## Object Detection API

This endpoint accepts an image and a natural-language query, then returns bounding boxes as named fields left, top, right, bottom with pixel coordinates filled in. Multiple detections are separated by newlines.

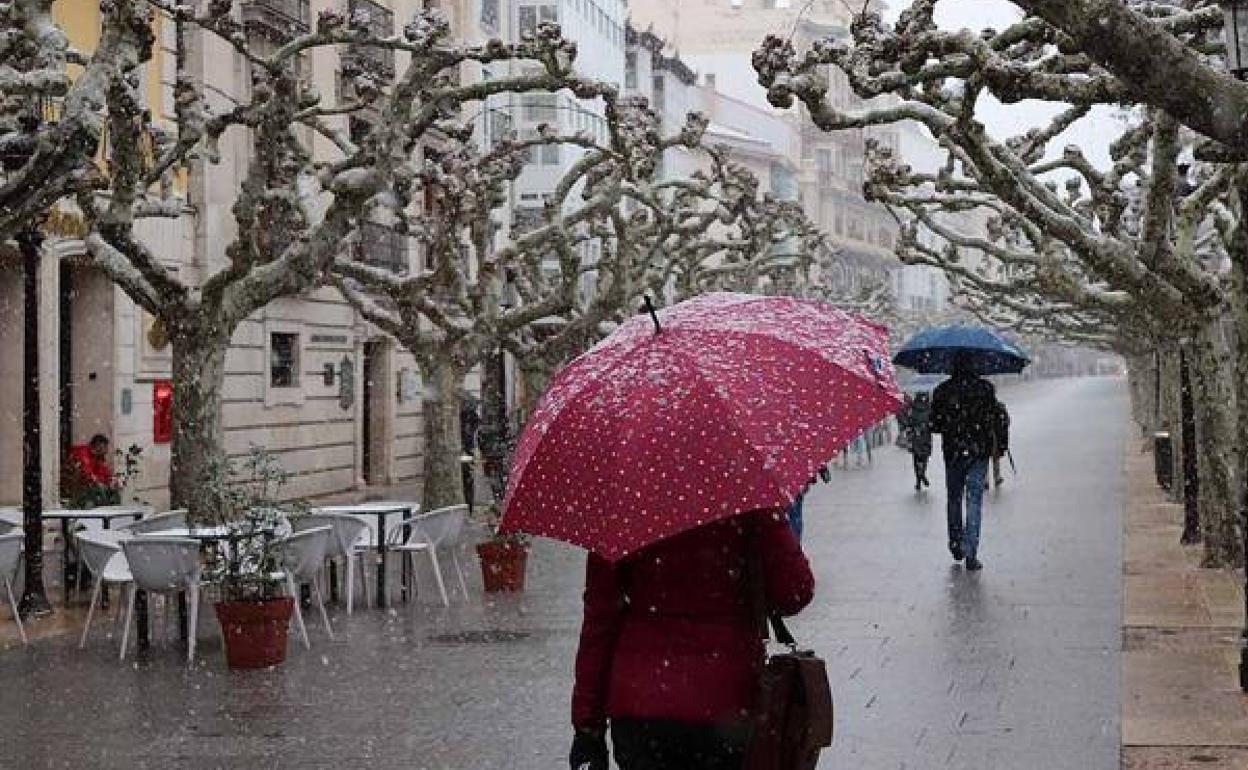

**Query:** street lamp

left=1, top=112, right=52, bottom=617
left=1219, top=0, right=1248, bottom=690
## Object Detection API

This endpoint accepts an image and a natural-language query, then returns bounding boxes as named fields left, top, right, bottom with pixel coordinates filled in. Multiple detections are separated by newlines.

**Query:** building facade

left=628, top=0, right=902, bottom=299
left=0, top=0, right=507, bottom=508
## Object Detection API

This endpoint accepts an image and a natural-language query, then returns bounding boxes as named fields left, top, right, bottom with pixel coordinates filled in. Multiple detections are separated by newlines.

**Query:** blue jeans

left=945, top=456, right=989, bottom=559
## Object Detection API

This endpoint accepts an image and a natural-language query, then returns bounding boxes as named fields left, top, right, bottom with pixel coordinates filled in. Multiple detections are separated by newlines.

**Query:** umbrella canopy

left=499, top=292, right=903, bottom=560
left=892, top=324, right=1030, bottom=375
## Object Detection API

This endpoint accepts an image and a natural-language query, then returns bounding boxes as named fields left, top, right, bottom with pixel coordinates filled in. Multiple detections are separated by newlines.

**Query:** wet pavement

left=0, top=376, right=1127, bottom=769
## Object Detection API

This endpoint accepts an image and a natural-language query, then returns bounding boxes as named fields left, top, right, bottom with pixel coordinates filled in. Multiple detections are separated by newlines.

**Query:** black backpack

left=990, top=401, right=1010, bottom=455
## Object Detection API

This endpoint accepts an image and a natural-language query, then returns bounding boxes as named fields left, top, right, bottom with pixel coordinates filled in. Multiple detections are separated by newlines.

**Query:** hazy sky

left=881, top=0, right=1117, bottom=172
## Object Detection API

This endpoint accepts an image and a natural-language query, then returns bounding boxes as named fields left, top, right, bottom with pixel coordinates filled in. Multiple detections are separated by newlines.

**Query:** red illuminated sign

left=153, top=380, right=173, bottom=444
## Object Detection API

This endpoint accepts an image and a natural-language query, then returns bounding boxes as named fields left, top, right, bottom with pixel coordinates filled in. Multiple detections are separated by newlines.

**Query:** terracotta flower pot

left=476, top=540, right=529, bottom=592
left=215, top=597, right=294, bottom=669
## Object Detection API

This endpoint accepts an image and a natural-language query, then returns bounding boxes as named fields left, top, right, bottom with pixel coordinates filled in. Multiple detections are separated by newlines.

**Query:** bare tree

left=753, top=5, right=1245, bottom=561
left=13, top=8, right=609, bottom=521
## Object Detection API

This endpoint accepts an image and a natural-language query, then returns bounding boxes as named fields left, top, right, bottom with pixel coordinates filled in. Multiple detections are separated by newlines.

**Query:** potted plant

left=202, top=447, right=305, bottom=669
left=476, top=503, right=530, bottom=593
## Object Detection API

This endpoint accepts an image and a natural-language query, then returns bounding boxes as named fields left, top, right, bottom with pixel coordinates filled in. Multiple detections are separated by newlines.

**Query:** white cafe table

left=314, top=502, right=417, bottom=607
left=32, top=507, right=148, bottom=591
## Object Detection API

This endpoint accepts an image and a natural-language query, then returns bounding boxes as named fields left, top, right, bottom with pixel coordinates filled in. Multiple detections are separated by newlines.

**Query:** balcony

left=242, top=0, right=311, bottom=40
left=342, top=0, right=396, bottom=79
left=356, top=221, right=408, bottom=274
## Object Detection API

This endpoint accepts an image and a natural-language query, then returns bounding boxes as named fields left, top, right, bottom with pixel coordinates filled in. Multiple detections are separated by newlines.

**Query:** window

left=816, top=148, right=832, bottom=175
left=270, top=332, right=299, bottom=388
left=523, top=93, right=558, bottom=122
left=480, top=0, right=499, bottom=30
left=345, top=0, right=394, bottom=76
left=540, top=4, right=558, bottom=24
left=652, top=75, right=665, bottom=116
left=704, top=73, right=716, bottom=89
left=542, top=143, right=560, bottom=165
left=625, top=51, right=637, bottom=89
left=357, top=221, right=408, bottom=273
left=519, top=5, right=537, bottom=36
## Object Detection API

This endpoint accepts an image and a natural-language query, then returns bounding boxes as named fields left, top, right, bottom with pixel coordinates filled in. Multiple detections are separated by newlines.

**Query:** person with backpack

left=928, top=352, right=1002, bottom=571
left=989, top=399, right=1010, bottom=489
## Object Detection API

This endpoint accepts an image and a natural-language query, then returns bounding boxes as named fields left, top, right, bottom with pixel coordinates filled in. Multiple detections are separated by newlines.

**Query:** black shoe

left=994, top=476, right=1005, bottom=487
left=966, top=557, right=983, bottom=571
left=915, top=480, right=922, bottom=492
left=922, top=475, right=931, bottom=487
left=949, top=541, right=964, bottom=562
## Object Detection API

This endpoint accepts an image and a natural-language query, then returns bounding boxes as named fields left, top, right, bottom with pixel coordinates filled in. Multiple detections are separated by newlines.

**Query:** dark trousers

left=912, top=454, right=929, bottom=485
left=612, top=718, right=747, bottom=770
left=944, top=455, right=989, bottom=558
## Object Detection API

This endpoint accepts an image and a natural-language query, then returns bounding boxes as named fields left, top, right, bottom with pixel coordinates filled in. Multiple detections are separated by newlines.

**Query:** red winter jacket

left=571, top=509, right=814, bottom=730
left=66, top=445, right=113, bottom=486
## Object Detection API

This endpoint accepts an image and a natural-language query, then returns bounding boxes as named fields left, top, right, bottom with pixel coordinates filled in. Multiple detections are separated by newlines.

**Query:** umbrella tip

left=642, top=295, right=662, bottom=334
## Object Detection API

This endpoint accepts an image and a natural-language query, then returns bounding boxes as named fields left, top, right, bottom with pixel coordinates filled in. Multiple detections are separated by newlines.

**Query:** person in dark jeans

left=568, top=511, right=814, bottom=770
left=904, top=392, right=934, bottom=491
left=929, top=352, right=1003, bottom=571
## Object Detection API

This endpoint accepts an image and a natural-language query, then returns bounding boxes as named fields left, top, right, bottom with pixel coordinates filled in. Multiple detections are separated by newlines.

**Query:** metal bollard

left=1153, top=432, right=1173, bottom=490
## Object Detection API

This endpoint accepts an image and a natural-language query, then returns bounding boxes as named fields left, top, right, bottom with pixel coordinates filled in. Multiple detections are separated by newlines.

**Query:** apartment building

left=0, top=0, right=506, bottom=508
left=628, top=0, right=904, bottom=299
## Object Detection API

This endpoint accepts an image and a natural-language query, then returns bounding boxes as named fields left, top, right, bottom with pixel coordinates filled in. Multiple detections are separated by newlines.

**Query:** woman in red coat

left=569, top=508, right=815, bottom=770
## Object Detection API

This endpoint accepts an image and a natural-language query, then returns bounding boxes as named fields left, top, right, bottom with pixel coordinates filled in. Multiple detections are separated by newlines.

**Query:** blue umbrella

left=893, top=325, right=1030, bottom=375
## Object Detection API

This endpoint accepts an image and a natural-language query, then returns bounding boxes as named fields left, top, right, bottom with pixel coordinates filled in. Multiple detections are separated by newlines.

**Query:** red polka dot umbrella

left=499, top=292, right=903, bottom=561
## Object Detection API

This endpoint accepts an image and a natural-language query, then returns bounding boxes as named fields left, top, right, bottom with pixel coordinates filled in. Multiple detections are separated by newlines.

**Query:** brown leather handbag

left=744, top=546, right=834, bottom=770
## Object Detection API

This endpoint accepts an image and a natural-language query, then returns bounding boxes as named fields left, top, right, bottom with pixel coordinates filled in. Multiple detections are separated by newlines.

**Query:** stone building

left=627, top=0, right=902, bottom=298
left=0, top=0, right=506, bottom=508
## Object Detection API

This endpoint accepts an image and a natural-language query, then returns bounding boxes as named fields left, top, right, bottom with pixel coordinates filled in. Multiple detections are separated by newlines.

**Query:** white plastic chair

left=118, top=537, right=202, bottom=663
left=272, top=526, right=334, bottom=648
left=0, top=508, right=20, bottom=529
left=0, top=533, right=26, bottom=645
left=116, top=509, right=188, bottom=535
left=390, top=504, right=469, bottom=607
left=293, top=513, right=370, bottom=615
left=76, top=533, right=134, bottom=650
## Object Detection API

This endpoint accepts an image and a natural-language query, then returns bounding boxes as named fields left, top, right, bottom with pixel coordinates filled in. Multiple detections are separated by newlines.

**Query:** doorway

left=361, top=340, right=391, bottom=486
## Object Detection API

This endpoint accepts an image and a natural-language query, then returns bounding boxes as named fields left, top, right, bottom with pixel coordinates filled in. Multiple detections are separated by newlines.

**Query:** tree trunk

left=478, top=347, right=509, bottom=503
left=421, top=358, right=467, bottom=512
left=1178, top=347, right=1201, bottom=545
left=1126, top=353, right=1159, bottom=438
left=1156, top=348, right=1182, bottom=503
left=1232, top=186, right=1248, bottom=690
left=1191, top=321, right=1240, bottom=566
left=169, top=328, right=230, bottom=524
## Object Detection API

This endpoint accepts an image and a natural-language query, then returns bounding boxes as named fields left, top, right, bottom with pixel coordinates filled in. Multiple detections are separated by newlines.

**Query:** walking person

left=568, top=510, right=815, bottom=770
left=929, top=352, right=1002, bottom=571
left=905, top=392, right=934, bottom=492
left=989, top=398, right=1010, bottom=489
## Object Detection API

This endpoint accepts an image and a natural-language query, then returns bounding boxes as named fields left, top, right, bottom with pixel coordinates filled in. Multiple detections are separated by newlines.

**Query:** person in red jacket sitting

left=65, top=434, right=119, bottom=507
left=569, top=509, right=815, bottom=770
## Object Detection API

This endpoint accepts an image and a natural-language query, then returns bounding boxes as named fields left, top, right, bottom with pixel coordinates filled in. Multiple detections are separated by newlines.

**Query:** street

left=0, top=376, right=1127, bottom=769
left=800, top=376, right=1126, bottom=769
